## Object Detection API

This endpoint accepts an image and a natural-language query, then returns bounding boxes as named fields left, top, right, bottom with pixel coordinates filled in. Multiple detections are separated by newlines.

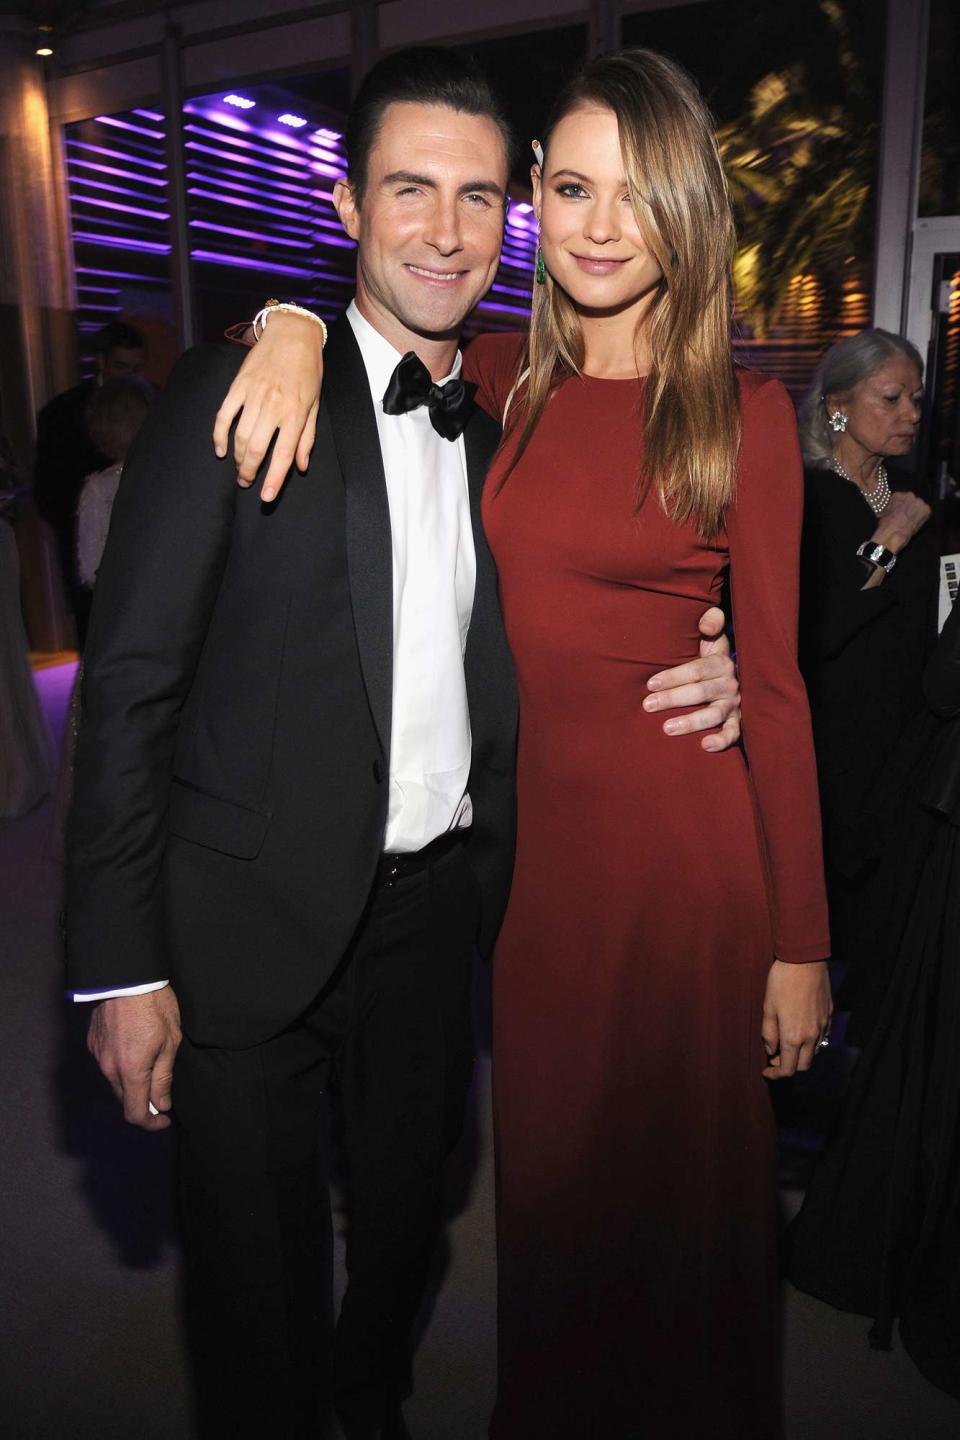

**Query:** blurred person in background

left=790, top=592, right=960, bottom=1401
left=797, top=329, right=938, bottom=1037
left=76, top=378, right=153, bottom=589
left=47, top=377, right=153, bottom=859
left=33, top=321, right=145, bottom=649
left=0, top=418, right=53, bottom=820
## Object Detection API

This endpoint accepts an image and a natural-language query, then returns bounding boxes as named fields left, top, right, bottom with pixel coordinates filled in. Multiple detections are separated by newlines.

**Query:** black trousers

left=172, top=844, right=479, bottom=1439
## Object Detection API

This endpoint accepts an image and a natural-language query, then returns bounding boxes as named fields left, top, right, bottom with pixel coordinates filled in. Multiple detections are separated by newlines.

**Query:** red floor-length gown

left=464, top=336, right=830, bottom=1439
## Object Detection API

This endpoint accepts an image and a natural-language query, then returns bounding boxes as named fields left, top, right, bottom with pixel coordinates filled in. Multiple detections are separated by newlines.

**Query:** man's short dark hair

left=345, top=46, right=516, bottom=204
left=93, top=321, right=146, bottom=356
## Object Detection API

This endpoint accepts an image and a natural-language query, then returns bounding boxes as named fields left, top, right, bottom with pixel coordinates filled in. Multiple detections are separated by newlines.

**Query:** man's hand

left=644, top=606, right=740, bottom=751
left=213, top=313, right=324, bottom=502
left=761, top=960, right=832, bottom=1080
left=87, top=988, right=182, bottom=1130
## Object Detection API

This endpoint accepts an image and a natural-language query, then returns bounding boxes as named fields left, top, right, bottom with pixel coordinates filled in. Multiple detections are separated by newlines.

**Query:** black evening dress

left=789, top=596, right=960, bottom=1399
left=799, top=463, right=938, bottom=1032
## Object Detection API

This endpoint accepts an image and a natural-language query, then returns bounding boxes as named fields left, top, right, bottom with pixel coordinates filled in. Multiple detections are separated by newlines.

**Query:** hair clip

left=532, top=139, right=544, bottom=167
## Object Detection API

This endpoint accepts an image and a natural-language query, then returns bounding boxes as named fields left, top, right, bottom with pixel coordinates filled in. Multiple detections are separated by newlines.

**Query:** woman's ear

left=823, top=390, right=848, bottom=419
left=531, top=165, right=542, bottom=221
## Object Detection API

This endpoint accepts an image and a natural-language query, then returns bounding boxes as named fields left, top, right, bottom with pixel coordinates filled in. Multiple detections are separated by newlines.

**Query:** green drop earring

left=532, top=139, right=546, bottom=285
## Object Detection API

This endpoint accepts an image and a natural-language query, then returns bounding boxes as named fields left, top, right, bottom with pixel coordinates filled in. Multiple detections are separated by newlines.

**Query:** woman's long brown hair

left=505, top=49, right=740, bottom=540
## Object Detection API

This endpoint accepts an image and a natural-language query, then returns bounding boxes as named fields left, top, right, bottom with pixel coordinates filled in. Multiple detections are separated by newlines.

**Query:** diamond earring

left=829, top=411, right=848, bottom=433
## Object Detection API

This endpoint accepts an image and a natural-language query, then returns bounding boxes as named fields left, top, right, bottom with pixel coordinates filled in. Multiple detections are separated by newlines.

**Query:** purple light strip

left=67, top=140, right=168, bottom=172
left=76, top=266, right=169, bottom=283
left=312, top=215, right=351, bottom=237
left=187, top=160, right=310, bottom=202
left=183, top=104, right=254, bottom=136
left=184, top=122, right=311, bottom=171
left=501, top=246, right=536, bottom=266
left=95, top=114, right=166, bottom=140
left=187, top=218, right=313, bottom=249
left=188, top=161, right=312, bottom=203
left=73, top=231, right=172, bottom=254
left=133, top=108, right=165, bottom=122
left=189, top=249, right=314, bottom=278
left=186, top=113, right=341, bottom=166
left=69, top=158, right=168, bottom=188
left=70, top=193, right=171, bottom=222
left=72, top=175, right=169, bottom=203
left=307, top=234, right=357, bottom=250
left=185, top=139, right=305, bottom=183
left=489, top=281, right=535, bottom=300
left=187, top=186, right=315, bottom=223
left=477, top=301, right=533, bottom=318
left=307, top=141, right=343, bottom=161
left=185, top=182, right=309, bottom=213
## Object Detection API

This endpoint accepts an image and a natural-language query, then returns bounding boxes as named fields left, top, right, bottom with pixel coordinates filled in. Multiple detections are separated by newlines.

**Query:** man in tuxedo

left=66, top=48, right=739, bottom=1440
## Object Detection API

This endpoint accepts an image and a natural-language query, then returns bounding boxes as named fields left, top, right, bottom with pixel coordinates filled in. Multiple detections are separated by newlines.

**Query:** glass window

left=184, top=73, right=351, bottom=343
left=919, top=0, right=960, bottom=218
left=622, top=0, right=886, bottom=397
left=63, top=109, right=175, bottom=382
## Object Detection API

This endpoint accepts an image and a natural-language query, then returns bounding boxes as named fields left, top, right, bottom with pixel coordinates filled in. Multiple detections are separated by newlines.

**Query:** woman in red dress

left=215, top=48, right=831, bottom=1437
left=463, top=52, right=831, bottom=1437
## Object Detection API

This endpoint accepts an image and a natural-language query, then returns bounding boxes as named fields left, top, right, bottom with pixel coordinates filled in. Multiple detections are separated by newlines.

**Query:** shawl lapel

left=324, top=319, right=393, bottom=757
left=462, top=404, right=510, bottom=703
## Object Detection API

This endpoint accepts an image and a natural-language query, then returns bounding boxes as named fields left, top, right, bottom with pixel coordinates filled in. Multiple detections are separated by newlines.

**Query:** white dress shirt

left=349, top=302, right=476, bottom=852
left=73, top=300, right=476, bottom=1001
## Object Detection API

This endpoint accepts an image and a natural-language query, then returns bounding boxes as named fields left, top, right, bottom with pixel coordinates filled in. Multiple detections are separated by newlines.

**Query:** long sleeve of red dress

left=726, top=374, right=830, bottom=963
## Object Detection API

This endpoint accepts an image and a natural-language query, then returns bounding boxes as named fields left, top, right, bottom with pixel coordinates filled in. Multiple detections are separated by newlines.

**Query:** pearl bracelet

left=252, top=299, right=328, bottom=348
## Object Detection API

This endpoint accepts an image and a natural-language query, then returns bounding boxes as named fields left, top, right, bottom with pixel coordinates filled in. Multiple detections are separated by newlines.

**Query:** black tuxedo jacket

left=66, top=320, right=518, bottom=1047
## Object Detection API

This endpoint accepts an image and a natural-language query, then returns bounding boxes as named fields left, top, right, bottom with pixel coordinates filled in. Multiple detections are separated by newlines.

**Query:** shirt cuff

left=70, top=980, right=169, bottom=1003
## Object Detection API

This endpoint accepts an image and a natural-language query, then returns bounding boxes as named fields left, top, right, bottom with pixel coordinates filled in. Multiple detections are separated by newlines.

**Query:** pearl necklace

left=832, top=457, right=891, bottom=517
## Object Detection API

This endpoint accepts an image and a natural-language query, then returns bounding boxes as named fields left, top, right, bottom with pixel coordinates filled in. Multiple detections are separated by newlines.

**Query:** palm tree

left=719, top=1, right=875, bottom=339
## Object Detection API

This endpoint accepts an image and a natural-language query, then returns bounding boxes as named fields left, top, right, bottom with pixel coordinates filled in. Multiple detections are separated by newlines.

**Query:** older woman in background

left=798, top=329, right=938, bottom=1033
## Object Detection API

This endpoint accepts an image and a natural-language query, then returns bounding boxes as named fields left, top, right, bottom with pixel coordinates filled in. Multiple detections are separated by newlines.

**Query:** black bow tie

left=382, top=351, right=477, bottom=441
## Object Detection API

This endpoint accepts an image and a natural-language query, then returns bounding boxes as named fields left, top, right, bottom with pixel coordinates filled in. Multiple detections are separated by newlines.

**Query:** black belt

left=374, top=830, right=464, bottom=889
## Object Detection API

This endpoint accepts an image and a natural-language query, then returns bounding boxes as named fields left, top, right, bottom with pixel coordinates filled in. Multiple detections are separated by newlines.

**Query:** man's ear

left=333, top=178, right=360, bottom=240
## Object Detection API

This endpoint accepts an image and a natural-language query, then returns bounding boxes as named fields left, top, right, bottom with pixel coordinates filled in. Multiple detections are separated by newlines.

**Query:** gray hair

left=798, top=328, right=924, bottom=469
